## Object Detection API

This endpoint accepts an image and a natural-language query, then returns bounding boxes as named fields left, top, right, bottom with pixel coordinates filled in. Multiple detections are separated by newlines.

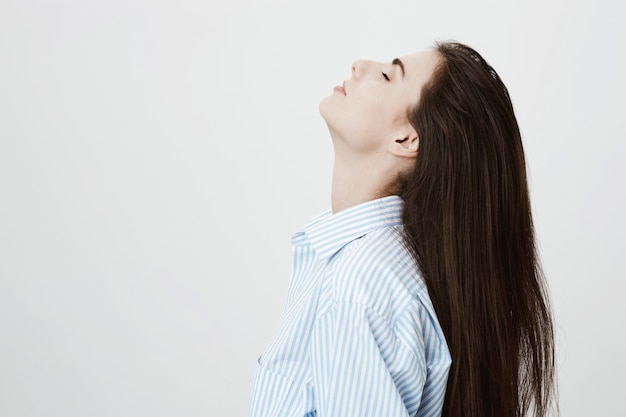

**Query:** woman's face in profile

left=319, top=50, right=440, bottom=154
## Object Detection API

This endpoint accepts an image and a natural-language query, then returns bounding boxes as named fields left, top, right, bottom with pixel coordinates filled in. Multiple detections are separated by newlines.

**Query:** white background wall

left=1, top=0, right=624, bottom=416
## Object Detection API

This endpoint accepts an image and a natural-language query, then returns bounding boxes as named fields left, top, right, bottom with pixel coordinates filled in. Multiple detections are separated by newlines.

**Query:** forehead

left=400, top=50, right=440, bottom=84
left=396, top=50, right=440, bottom=104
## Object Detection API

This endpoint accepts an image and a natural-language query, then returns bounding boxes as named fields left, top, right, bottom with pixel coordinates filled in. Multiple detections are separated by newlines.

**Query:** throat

left=331, top=155, right=393, bottom=214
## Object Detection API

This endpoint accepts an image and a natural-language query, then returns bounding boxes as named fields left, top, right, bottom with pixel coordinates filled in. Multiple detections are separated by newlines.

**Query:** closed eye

left=382, top=72, right=390, bottom=81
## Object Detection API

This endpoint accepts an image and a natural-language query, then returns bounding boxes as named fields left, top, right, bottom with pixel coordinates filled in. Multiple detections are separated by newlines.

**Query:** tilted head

left=319, top=42, right=526, bottom=197
left=319, top=50, right=440, bottom=191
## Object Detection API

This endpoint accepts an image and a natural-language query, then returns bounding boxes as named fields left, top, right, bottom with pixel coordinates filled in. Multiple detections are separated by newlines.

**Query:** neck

left=331, top=151, right=392, bottom=214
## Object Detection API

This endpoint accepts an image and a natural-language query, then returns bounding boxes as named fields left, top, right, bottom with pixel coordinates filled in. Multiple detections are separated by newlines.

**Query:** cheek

left=325, top=101, right=386, bottom=134
left=324, top=110, right=393, bottom=153
left=319, top=90, right=407, bottom=153
left=342, top=94, right=395, bottom=130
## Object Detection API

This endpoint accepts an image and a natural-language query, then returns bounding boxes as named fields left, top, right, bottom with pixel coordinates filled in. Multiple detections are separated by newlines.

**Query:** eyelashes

left=382, top=72, right=390, bottom=81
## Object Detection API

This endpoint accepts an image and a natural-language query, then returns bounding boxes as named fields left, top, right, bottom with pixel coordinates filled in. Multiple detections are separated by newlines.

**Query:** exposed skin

left=319, top=50, right=441, bottom=214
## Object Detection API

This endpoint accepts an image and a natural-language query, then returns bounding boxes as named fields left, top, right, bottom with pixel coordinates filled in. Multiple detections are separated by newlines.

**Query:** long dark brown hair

left=398, top=42, right=556, bottom=417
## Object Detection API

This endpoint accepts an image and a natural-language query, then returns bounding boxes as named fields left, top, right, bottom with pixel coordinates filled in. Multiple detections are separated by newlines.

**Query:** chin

left=318, top=94, right=333, bottom=120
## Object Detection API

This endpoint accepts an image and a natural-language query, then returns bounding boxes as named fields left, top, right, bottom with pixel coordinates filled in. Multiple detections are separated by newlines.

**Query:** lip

left=333, top=81, right=347, bottom=95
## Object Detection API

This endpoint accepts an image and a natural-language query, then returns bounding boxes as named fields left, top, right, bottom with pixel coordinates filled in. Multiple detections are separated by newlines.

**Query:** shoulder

left=317, top=224, right=450, bottom=361
left=319, top=225, right=449, bottom=359
left=326, top=225, right=426, bottom=320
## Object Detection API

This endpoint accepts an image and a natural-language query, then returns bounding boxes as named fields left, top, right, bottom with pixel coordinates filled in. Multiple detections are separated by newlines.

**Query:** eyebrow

left=392, top=58, right=405, bottom=79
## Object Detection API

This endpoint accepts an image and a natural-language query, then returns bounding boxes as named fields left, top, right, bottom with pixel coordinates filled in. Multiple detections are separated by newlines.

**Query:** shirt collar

left=299, top=195, right=404, bottom=260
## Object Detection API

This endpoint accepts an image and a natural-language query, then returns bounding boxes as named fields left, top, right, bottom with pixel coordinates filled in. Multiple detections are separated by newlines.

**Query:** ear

left=388, top=126, right=419, bottom=158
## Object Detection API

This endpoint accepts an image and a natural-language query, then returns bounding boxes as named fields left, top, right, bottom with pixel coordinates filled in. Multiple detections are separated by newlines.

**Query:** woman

left=247, top=41, right=556, bottom=417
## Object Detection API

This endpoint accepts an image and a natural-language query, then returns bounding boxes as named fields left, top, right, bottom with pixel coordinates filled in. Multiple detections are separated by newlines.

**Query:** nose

left=351, top=59, right=369, bottom=79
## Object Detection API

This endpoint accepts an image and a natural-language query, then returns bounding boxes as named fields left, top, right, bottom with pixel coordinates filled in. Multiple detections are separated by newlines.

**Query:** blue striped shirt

left=247, top=196, right=451, bottom=417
